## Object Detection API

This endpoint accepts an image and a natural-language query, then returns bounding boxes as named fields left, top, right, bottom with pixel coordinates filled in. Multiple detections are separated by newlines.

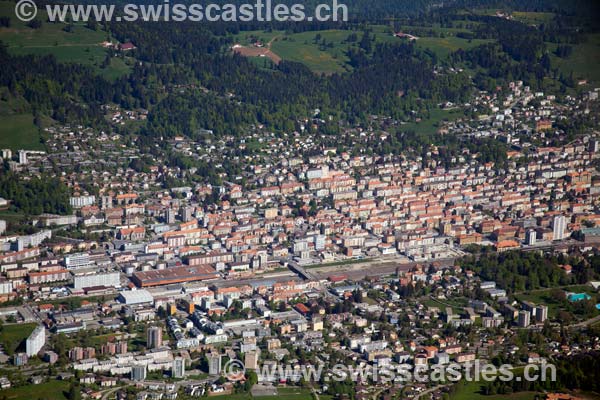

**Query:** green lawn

left=0, top=323, right=37, bottom=355
left=1, top=379, right=70, bottom=400
left=270, top=31, right=350, bottom=74
left=422, top=296, right=469, bottom=314
left=218, top=394, right=252, bottom=400
left=0, top=113, right=44, bottom=151
left=256, top=387, right=313, bottom=400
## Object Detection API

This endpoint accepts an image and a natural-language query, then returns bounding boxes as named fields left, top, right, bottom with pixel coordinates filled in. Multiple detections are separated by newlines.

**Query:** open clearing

left=0, top=1, right=130, bottom=77
left=549, top=33, right=600, bottom=86
left=1, top=380, right=70, bottom=400
left=0, top=113, right=44, bottom=151
left=450, top=380, right=539, bottom=400
left=233, top=44, right=282, bottom=64
left=0, top=322, right=37, bottom=355
left=0, top=0, right=106, bottom=64
left=224, top=387, right=314, bottom=400
left=230, top=25, right=492, bottom=74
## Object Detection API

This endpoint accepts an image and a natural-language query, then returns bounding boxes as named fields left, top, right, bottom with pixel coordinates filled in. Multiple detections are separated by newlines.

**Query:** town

left=0, top=80, right=599, bottom=400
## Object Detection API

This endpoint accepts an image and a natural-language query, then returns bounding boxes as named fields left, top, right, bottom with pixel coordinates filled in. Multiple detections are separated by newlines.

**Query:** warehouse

left=117, top=289, right=154, bottom=305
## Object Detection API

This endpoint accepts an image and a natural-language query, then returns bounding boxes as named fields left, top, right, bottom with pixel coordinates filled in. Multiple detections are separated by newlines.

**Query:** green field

left=232, top=30, right=283, bottom=47
left=450, top=380, right=539, bottom=400
left=0, top=323, right=37, bottom=355
left=0, top=1, right=129, bottom=78
left=271, top=31, right=350, bottom=74
left=255, top=387, right=313, bottom=400
left=218, top=387, right=313, bottom=400
left=422, top=296, right=469, bottom=314
left=1, top=379, right=70, bottom=400
left=100, top=56, right=133, bottom=81
left=232, top=20, right=599, bottom=82
left=0, top=113, right=44, bottom=151
left=400, top=108, right=464, bottom=134
left=0, top=0, right=131, bottom=148
left=512, top=11, right=555, bottom=25
left=550, top=33, right=600, bottom=86
left=0, top=1, right=106, bottom=63
left=515, top=284, right=598, bottom=320
left=368, top=24, right=493, bottom=59
left=231, top=24, right=490, bottom=74
left=246, top=56, right=277, bottom=70
left=415, top=36, right=492, bottom=59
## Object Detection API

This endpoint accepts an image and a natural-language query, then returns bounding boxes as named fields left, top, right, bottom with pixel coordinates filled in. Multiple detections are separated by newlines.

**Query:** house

left=117, top=227, right=145, bottom=241
left=119, top=42, right=136, bottom=51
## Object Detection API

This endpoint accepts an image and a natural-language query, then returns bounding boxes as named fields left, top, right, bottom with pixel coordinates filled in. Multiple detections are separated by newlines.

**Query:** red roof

left=328, top=274, right=347, bottom=283
left=120, top=42, right=136, bottom=51
left=295, top=303, right=310, bottom=314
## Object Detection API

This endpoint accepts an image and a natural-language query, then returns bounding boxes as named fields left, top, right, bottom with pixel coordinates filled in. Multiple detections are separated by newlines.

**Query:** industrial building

left=117, top=289, right=154, bottom=305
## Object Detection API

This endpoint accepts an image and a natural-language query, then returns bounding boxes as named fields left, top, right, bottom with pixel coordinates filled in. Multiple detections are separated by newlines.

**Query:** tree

left=67, top=384, right=82, bottom=400
left=244, top=370, right=258, bottom=391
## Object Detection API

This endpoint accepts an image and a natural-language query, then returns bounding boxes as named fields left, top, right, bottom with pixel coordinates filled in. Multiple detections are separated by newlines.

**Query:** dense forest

left=1, top=0, right=598, bottom=144
left=0, top=172, right=72, bottom=215
left=0, top=46, right=112, bottom=126
left=449, top=351, right=600, bottom=397
left=110, top=19, right=473, bottom=134
left=1, top=26, right=472, bottom=137
left=75, top=0, right=600, bottom=21
left=460, top=250, right=572, bottom=293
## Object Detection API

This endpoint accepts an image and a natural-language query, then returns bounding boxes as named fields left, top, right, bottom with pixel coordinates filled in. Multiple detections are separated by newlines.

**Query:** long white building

left=73, top=272, right=120, bottom=289
left=26, top=325, right=45, bottom=357
left=69, top=195, right=96, bottom=208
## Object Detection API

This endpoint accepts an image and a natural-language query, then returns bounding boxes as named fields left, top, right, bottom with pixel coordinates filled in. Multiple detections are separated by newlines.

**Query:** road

left=415, top=383, right=452, bottom=399
left=101, top=387, right=121, bottom=400
left=310, top=385, right=320, bottom=400
left=512, top=283, right=588, bottom=296
left=567, top=314, right=600, bottom=329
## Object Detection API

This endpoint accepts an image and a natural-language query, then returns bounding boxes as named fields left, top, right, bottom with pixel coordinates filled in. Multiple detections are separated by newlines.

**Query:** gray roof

left=118, top=289, right=154, bottom=304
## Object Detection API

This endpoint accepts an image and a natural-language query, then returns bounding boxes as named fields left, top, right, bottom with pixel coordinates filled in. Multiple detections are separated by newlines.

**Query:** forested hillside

left=0, top=0, right=598, bottom=143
